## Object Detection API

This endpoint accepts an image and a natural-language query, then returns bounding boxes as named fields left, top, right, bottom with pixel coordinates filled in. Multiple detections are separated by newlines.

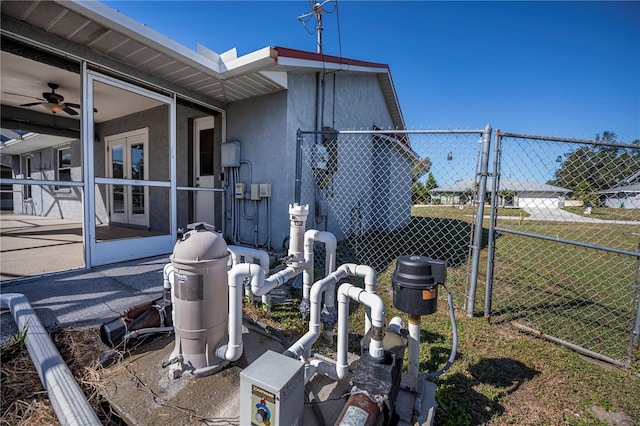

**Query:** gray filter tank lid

left=171, top=226, right=228, bottom=263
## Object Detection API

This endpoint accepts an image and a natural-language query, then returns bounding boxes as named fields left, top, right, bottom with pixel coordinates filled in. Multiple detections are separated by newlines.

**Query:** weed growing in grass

left=0, top=325, right=28, bottom=363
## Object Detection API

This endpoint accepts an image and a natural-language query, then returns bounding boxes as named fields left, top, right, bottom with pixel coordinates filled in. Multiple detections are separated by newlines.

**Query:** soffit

left=0, top=1, right=284, bottom=105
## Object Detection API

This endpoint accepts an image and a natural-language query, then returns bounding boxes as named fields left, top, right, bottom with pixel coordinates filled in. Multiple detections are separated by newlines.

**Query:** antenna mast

left=297, top=0, right=334, bottom=54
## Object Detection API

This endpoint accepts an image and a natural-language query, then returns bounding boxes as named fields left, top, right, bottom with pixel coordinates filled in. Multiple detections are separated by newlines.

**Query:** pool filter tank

left=167, top=223, right=230, bottom=378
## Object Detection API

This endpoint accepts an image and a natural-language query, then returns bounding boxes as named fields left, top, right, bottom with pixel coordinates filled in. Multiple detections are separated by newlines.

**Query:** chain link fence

left=297, top=128, right=639, bottom=367
left=297, top=128, right=489, bottom=309
left=485, top=132, right=640, bottom=367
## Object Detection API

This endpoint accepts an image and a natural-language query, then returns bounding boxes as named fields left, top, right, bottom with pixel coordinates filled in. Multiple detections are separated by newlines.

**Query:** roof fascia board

left=379, top=71, right=407, bottom=130
left=0, top=15, right=226, bottom=111
left=276, top=56, right=385, bottom=74
left=220, top=46, right=278, bottom=77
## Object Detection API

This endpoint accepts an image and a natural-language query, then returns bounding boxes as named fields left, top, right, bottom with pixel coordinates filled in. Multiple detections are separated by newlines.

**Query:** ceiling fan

left=4, top=82, right=96, bottom=116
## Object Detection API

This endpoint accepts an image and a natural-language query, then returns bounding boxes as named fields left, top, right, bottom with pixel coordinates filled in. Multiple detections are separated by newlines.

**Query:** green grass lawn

left=564, top=206, right=640, bottom=221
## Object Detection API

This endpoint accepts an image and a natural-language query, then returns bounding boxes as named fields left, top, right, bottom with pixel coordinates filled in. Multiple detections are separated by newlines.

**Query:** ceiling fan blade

left=20, top=102, right=44, bottom=107
left=63, top=102, right=98, bottom=113
left=3, top=91, right=45, bottom=101
left=63, top=106, right=79, bottom=116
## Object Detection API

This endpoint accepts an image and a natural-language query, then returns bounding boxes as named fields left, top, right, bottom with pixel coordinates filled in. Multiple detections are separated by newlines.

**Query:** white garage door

left=518, top=197, right=559, bottom=210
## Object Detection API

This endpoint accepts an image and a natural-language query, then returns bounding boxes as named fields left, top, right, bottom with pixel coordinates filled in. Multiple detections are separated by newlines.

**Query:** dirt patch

left=590, top=406, right=635, bottom=426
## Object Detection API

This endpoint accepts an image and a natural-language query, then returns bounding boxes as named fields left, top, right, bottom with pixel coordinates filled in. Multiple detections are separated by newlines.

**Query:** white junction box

left=259, top=183, right=272, bottom=198
left=250, top=184, right=261, bottom=200
left=240, top=350, right=304, bottom=426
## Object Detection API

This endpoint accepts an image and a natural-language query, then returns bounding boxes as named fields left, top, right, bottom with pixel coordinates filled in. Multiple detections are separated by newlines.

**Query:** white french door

left=106, top=128, right=149, bottom=228
left=194, top=116, right=222, bottom=230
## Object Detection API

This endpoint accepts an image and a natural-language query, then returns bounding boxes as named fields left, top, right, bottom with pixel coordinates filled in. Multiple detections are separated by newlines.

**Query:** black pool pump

left=392, top=255, right=447, bottom=316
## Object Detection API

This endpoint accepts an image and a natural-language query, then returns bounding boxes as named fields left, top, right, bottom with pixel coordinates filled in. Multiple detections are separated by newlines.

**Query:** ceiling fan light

left=43, top=102, right=63, bottom=113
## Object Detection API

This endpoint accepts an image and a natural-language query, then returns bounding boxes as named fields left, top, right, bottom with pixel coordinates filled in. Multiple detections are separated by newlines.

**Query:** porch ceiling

left=0, top=0, right=285, bottom=107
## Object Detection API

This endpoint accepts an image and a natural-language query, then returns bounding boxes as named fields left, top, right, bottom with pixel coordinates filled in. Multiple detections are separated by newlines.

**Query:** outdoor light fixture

left=447, top=152, right=453, bottom=161
left=43, top=102, right=64, bottom=113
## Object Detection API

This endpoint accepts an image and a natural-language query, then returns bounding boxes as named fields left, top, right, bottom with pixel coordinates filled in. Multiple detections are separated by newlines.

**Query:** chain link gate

left=485, top=132, right=640, bottom=367
left=296, top=128, right=491, bottom=310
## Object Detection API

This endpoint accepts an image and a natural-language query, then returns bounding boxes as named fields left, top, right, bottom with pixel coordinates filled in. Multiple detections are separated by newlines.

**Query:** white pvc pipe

left=163, top=263, right=175, bottom=325
left=337, top=263, right=377, bottom=334
left=252, top=265, right=302, bottom=296
left=284, top=268, right=348, bottom=360
left=310, top=283, right=386, bottom=381
left=217, top=263, right=265, bottom=362
left=0, top=293, right=101, bottom=426
left=228, top=245, right=271, bottom=306
left=302, top=230, right=337, bottom=302
left=408, top=315, right=421, bottom=377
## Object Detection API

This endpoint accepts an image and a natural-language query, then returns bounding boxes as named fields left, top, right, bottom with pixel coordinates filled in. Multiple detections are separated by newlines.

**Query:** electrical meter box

left=235, top=183, right=246, bottom=199
left=240, top=350, right=304, bottom=426
left=221, top=141, right=241, bottom=168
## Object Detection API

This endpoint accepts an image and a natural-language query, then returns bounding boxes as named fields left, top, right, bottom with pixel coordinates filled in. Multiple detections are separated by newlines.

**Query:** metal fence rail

left=296, top=128, right=490, bottom=312
left=485, top=132, right=640, bottom=366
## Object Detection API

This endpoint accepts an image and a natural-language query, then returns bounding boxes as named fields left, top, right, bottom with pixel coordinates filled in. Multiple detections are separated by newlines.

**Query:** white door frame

left=84, top=70, right=177, bottom=267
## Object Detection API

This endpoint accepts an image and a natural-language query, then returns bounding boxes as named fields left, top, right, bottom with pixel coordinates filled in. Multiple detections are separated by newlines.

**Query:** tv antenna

left=297, top=0, right=335, bottom=54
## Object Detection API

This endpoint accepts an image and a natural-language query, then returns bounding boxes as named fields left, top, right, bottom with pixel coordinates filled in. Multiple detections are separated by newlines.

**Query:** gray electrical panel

left=221, top=141, right=241, bottom=168
left=239, top=350, right=305, bottom=426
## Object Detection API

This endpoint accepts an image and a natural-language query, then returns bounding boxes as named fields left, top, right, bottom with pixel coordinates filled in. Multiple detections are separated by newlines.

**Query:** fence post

left=467, top=124, right=492, bottom=317
left=484, top=130, right=503, bottom=317
left=295, top=128, right=303, bottom=205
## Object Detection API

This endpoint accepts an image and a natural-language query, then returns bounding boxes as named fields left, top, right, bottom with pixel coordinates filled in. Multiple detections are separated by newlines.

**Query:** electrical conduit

left=0, top=293, right=101, bottom=426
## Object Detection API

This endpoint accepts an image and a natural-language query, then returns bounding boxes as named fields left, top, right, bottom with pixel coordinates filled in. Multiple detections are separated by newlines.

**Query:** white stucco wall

left=224, top=70, right=403, bottom=248
left=226, top=89, right=291, bottom=248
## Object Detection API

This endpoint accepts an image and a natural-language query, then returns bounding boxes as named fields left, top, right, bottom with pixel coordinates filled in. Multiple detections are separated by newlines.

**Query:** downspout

left=310, top=283, right=386, bottom=381
left=0, top=293, right=101, bottom=426
left=216, top=263, right=265, bottom=362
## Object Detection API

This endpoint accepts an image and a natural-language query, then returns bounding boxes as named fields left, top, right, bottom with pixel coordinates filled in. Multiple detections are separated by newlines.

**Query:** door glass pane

left=113, top=185, right=125, bottom=213
left=112, top=145, right=123, bottom=179
left=200, top=129, right=214, bottom=176
left=131, top=185, right=145, bottom=215
left=131, top=143, right=144, bottom=180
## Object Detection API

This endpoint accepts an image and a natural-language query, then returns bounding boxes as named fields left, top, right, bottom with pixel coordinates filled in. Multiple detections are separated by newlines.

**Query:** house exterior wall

left=11, top=140, right=83, bottom=220
left=223, top=71, right=402, bottom=248
left=604, top=194, right=640, bottom=209
left=289, top=72, right=403, bottom=240
left=226, top=89, right=289, bottom=247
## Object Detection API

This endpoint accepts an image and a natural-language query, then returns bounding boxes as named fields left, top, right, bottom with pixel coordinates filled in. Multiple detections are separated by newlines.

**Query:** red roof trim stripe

left=274, top=46, right=389, bottom=70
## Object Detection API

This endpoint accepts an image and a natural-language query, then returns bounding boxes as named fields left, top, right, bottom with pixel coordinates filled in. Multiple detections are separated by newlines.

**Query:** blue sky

left=102, top=1, right=639, bottom=142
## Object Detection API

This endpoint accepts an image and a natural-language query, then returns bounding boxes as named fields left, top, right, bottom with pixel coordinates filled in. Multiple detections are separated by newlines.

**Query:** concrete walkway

left=519, top=207, right=639, bottom=225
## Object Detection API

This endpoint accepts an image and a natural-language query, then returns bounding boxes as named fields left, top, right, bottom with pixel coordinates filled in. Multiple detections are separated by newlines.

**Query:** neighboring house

left=599, top=171, right=640, bottom=209
left=429, top=178, right=570, bottom=209
left=0, top=1, right=408, bottom=268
